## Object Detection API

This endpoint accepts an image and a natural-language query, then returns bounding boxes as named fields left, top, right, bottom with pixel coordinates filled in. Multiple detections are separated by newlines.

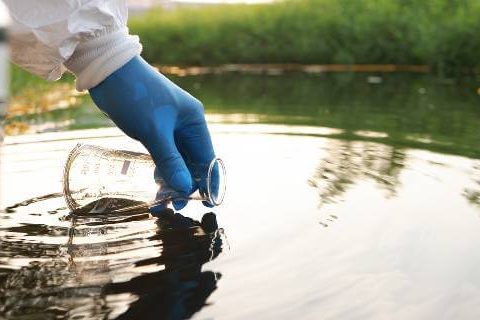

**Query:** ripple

left=0, top=195, right=226, bottom=319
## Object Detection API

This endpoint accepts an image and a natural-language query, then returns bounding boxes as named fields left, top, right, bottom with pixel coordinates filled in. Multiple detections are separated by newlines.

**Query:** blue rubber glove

left=89, top=56, right=216, bottom=213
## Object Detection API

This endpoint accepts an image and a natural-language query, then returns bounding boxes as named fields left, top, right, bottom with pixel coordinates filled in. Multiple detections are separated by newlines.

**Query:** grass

left=9, top=0, right=480, bottom=92
left=129, top=0, right=480, bottom=75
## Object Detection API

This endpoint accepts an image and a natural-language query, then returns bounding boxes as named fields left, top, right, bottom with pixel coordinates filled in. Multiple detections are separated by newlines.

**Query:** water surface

left=1, top=73, right=480, bottom=319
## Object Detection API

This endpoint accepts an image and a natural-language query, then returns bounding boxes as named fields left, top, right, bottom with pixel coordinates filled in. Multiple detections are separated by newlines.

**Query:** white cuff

left=65, top=27, right=142, bottom=91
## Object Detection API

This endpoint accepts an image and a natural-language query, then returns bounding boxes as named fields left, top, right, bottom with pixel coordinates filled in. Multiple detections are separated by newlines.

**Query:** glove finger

left=175, top=120, right=217, bottom=205
left=146, top=106, right=193, bottom=196
left=176, top=119, right=215, bottom=165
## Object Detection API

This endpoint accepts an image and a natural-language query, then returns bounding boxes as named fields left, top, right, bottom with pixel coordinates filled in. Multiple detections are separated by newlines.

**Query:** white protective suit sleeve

left=3, top=0, right=142, bottom=91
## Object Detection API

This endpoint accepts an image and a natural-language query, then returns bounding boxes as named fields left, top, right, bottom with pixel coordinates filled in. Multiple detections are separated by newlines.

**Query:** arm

left=4, top=0, right=140, bottom=90
left=4, top=0, right=216, bottom=212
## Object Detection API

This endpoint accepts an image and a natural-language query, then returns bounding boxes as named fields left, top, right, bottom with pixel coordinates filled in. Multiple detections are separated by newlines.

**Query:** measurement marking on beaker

left=121, top=160, right=131, bottom=175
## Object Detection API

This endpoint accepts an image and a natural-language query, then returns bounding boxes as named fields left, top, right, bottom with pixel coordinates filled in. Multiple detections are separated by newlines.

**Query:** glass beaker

left=63, top=144, right=226, bottom=213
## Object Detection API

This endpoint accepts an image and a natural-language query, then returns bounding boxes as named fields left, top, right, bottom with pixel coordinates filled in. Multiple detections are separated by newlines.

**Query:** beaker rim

left=207, top=157, right=227, bottom=206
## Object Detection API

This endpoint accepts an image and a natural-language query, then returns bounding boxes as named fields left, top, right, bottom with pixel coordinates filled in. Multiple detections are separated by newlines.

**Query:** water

left=0, top=187, right=224, bottom=319
left=1, top=73, right=480, bottom=319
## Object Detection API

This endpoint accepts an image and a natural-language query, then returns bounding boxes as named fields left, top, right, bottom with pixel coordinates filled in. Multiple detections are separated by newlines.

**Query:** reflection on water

left=0, top=194, right=225, bottom=319
left=464, top=162, right=480, bottom=209
left=309, top=140, right=406, bottom=206
left=179, top=73, right=480, bottom=159
left=7, top=73, right=480, bottom=159
left=2, top=127, right=480, bottom=318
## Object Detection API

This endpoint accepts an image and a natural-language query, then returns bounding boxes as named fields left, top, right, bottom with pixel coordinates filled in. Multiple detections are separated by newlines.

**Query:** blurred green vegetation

left=9, top=0, right=480, bottom=93
left=129, top=0, right=480, bottom=75
left=6, top=64, right=94, bottom=135
left=9, top=72, right=480, bottom=159
left=10, top=64, right=48, bottom=96
left=10, top=63, right=74, bottom=96
left=175, top=72, right=480, bottom=158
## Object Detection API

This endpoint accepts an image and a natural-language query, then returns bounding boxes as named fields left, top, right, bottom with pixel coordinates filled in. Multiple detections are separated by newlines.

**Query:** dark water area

left=183, top=73, right=480, bottom=159
left=0, top=193, right=224, bottom=319
left=2, top=72, right=480, bottom=319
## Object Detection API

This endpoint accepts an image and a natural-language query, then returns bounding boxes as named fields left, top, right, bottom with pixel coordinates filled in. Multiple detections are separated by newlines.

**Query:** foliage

left=129, top=0, right=480, bottom=75
left=9, top=63, right=74, bottom=96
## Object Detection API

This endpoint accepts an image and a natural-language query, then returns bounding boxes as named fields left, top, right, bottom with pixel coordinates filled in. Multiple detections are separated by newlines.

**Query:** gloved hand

left=89, top=56, right=216, bottom=213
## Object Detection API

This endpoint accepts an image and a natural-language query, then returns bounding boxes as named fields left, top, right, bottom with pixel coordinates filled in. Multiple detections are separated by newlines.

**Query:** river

left=1, top=72, right=480, bottom=319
